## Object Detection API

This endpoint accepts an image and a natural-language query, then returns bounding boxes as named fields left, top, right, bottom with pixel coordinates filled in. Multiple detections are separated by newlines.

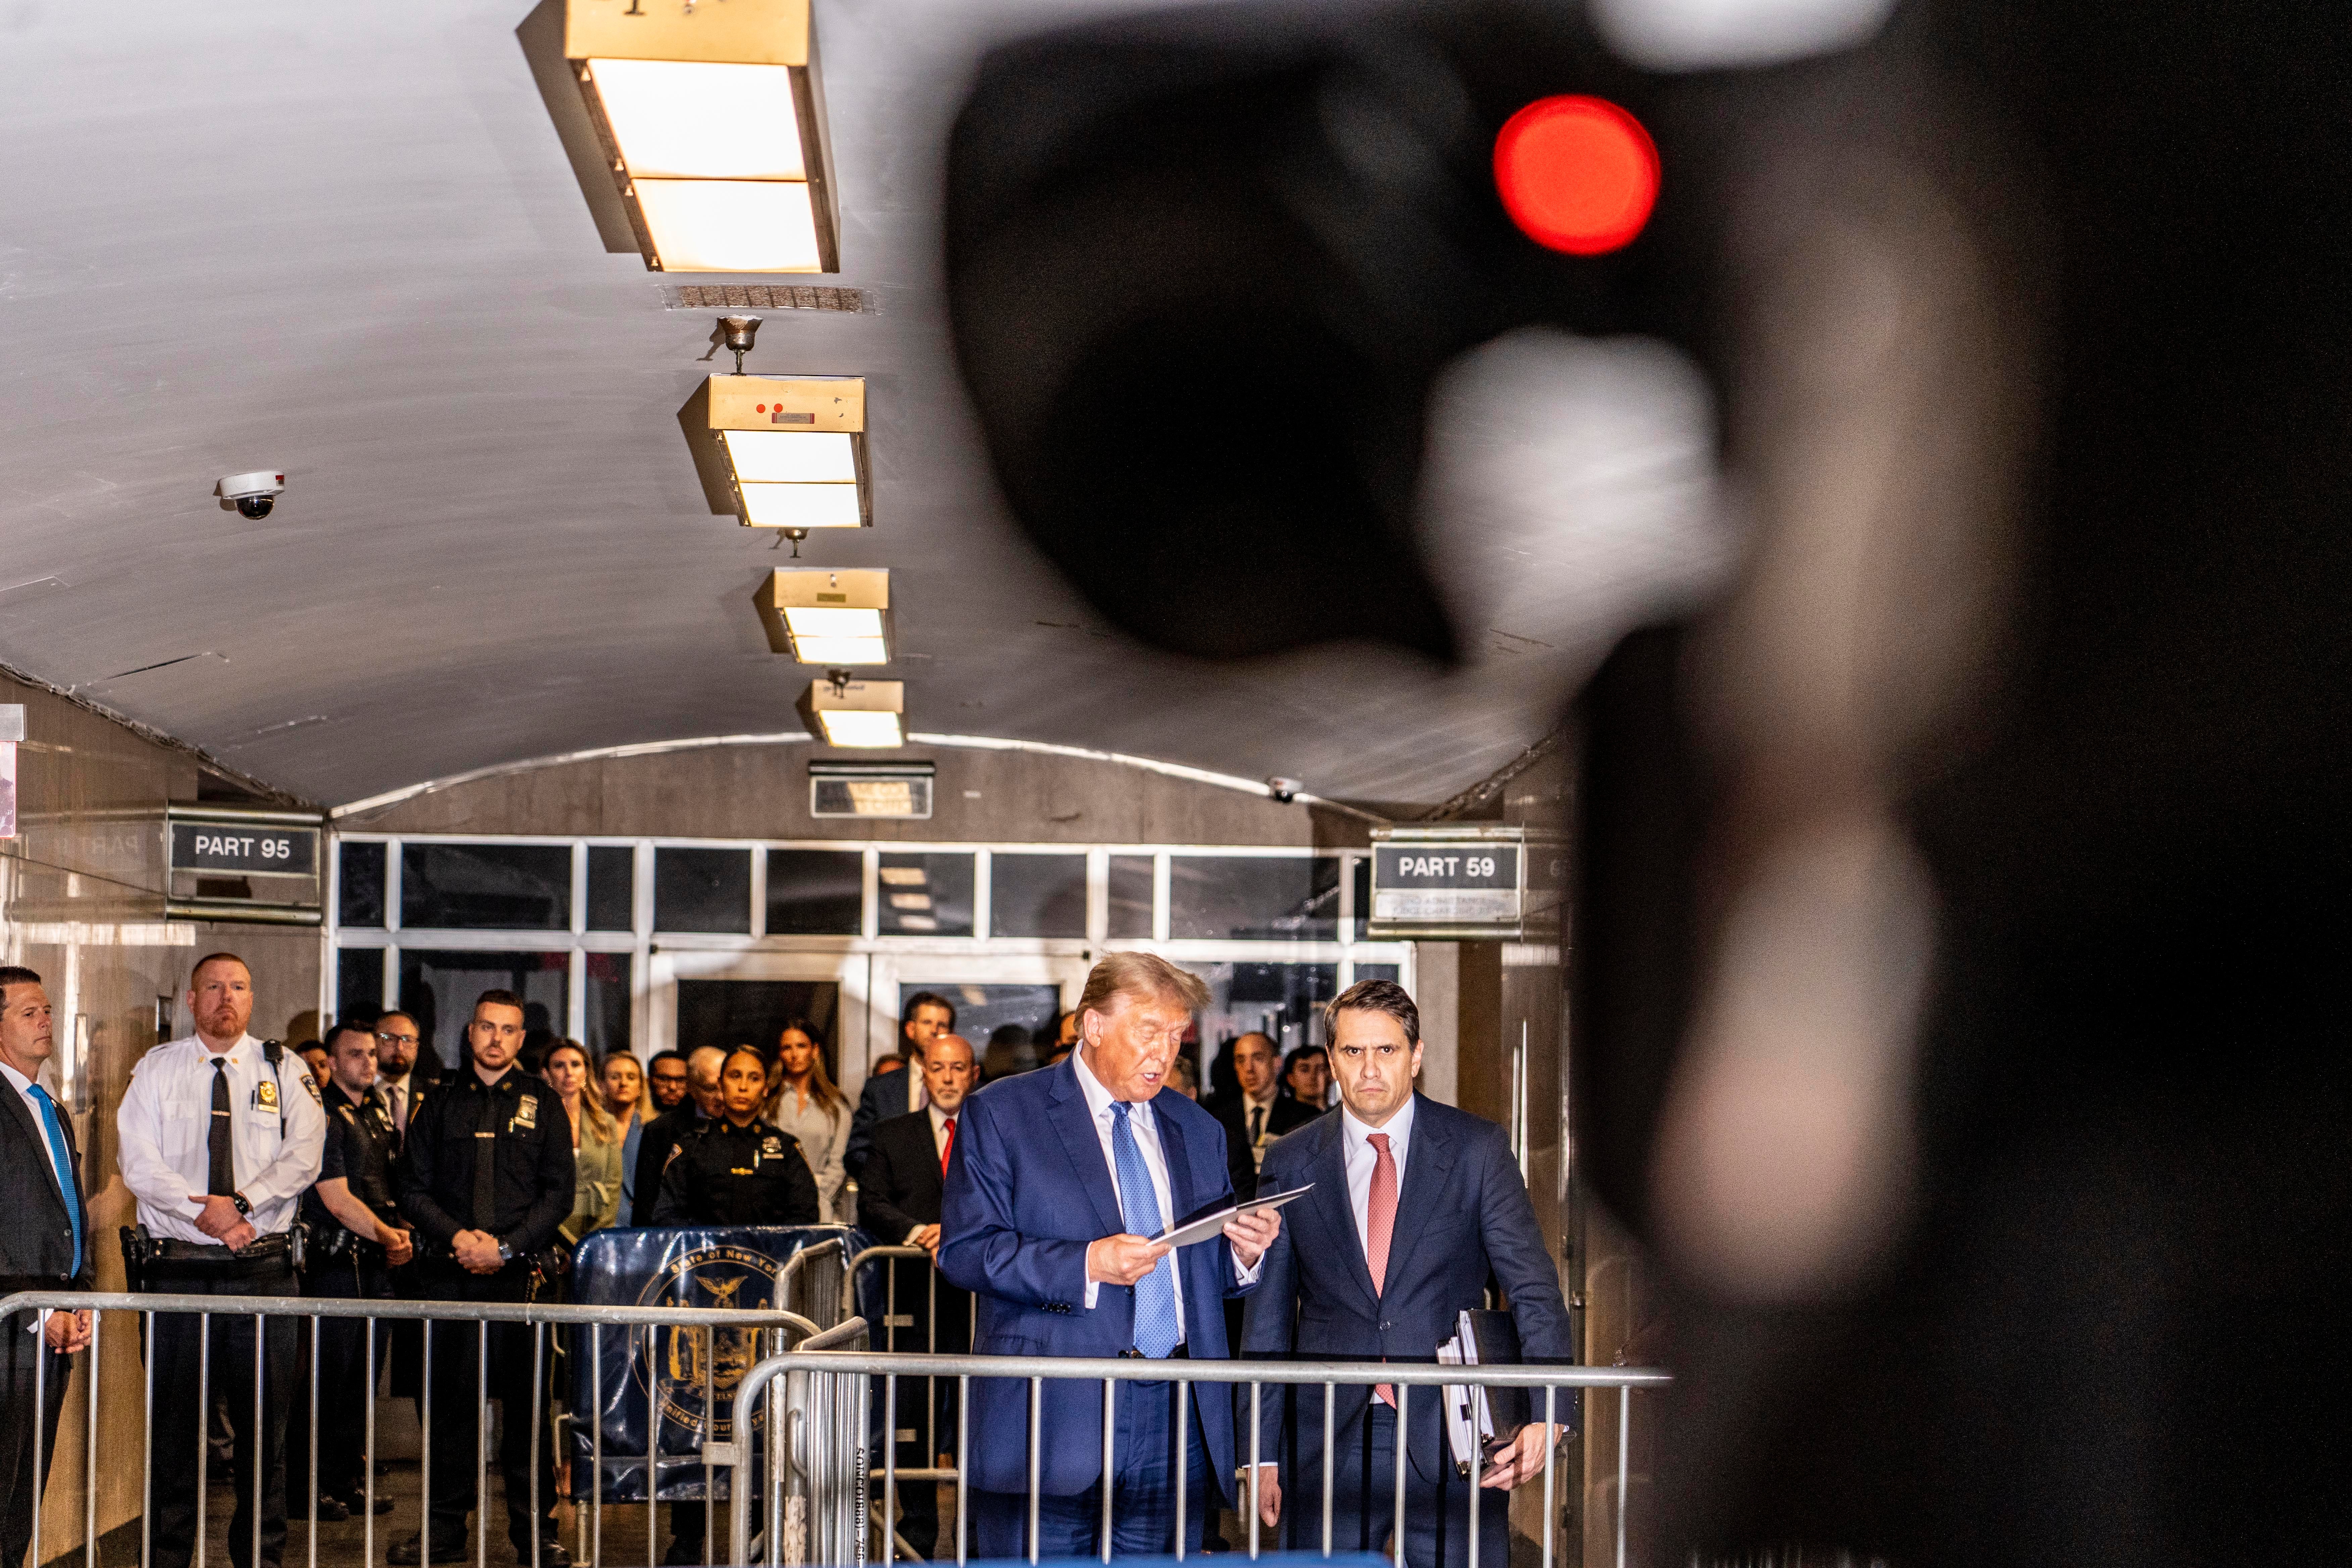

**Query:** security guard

left=649, top=1045, right=820, bottom=1227
left=392, top=989, right=574, bottom=1568
left=115, top=952, right=327, bottom=1568
left=648, top=1045, right=817, bottom=1566
left=291, top=1019, right=411, bottom=1519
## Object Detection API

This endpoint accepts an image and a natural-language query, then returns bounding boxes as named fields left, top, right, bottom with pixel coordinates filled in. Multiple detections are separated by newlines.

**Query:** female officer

left=646, top=1046, right=818, bottom=1565
left=649, top=1044, right=820, bottom=1227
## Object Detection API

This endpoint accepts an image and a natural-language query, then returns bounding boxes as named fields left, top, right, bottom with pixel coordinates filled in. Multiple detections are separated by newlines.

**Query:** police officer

left=648, top=1046, right=818, bottom=1566
left=291, top=1019, right=412, bottom=1519
left=115, top=952, right=327, bottom=1568
left=649, top=1046, right=820, bottom=1228
left=392, top=989, right=574, bottom=1568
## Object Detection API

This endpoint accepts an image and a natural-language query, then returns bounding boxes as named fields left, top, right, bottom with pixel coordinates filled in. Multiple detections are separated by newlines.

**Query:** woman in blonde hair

left=599, top=1050, right=652, bottom=1224
left=765, top=1017, right=851, bottom=1222
left=543, top=1039, right=624, bottom=1241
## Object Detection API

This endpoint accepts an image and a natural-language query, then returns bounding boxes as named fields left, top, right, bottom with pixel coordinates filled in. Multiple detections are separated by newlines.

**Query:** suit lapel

left=1308, top=1114, right=1381, bottom=1312
left=1154, top=1095, right=1194, bottom=1225
left=1373, top=1096, right=1456, bottom=1293
left=1046, top=1061, right=1126, bottom=1238
left=0, top=1078, right=70, bottom=1219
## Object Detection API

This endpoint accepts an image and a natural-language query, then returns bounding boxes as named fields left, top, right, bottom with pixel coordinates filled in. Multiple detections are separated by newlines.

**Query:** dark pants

left=0, top=1301, right=74, bottom=1568
left=144, top=1254, right=301, bottom=1568
left=421, top=1263, right=556, bottom=1555
left=869, top=1264, right=968, bottom=1558
left=287, top=1247, right=392, bottom=1501
left=972, top=1379, right=1212, bottom=1560
left=1283, top=1402, right=1509, bottom=1568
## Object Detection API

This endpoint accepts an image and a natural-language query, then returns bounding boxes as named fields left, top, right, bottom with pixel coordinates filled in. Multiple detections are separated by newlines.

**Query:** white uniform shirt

left=1072, top=1049, right=1262, bottom=1326
left=1338, top=1094, right=1416, bottom=1260
left=116, top=1033, right=328, bottom=1244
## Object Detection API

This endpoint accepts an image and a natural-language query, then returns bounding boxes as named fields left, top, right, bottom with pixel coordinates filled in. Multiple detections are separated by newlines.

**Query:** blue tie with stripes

left=1109, top=1102, right=1180, bottom=1358
left=29, top=1084, right=82, bottom=1277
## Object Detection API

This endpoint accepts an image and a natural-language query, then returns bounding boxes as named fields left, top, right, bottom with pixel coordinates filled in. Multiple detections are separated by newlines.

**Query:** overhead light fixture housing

left=797, top=675, right=904, bottom=748
left=562, top=0, right=840, bottom=273
left=758, top=568, right=891, bottom=664
left=684, top=375, right=869, bottom=538
left=810, top=760, right=934, bottom=819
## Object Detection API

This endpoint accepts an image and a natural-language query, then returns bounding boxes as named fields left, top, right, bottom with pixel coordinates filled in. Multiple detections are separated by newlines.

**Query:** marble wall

left=1, top=672, right=321, bottom=1566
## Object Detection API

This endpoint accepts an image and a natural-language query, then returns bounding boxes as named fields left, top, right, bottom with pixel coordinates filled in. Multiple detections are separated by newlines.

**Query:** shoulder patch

left=299, top=1071, right=322, bottom=1104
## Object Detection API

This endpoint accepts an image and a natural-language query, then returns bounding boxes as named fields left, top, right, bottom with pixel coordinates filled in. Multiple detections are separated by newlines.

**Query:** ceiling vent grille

left=666, top=284, right=871, bottom=312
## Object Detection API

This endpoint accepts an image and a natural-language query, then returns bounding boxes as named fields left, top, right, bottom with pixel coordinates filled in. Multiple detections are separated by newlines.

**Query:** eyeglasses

left=376, top=1032, right=420, bottom=1046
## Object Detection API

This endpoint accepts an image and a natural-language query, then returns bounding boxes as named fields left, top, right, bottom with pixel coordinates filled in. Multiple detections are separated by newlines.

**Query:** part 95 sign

left=170, top=824, right=317, bottom=875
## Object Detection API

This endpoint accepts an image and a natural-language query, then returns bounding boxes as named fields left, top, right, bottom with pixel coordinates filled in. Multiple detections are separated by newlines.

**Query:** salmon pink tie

left=1368, top=1131, right=1398, bottom=1404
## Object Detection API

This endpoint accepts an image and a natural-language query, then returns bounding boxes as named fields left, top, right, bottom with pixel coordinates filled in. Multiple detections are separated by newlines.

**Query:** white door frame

left=645, top=947, right=879, bottom=1099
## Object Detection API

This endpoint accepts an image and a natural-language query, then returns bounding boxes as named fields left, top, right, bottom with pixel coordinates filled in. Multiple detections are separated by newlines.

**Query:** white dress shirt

left=1071, top=1050, right=1263, bottom=1325
left=1240, top=1087, right=1280, bottom=1167
left=906, top=1068, right=930, bottom=1115
left=379, top=1071, right=416, bottom=1133
left=116, top=1033, right=328, bottom=1244
left=0, top=1060, right=71, bottom=1205
left=1338, top=1094, right=1417, bottom=1260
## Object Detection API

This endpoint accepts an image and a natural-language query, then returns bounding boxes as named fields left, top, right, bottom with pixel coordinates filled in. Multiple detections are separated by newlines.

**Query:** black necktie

left=473, top=1082, right=502, bottom=1231
left=207, top=1057, right=236, bottom=1196
left=1249, top=1105, right=1265, bottom=1147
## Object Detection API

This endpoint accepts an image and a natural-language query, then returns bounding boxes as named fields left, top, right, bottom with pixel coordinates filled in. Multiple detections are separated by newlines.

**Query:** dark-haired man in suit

left=845, top=990, right=956, bottom=1181
left=0, top=966, right=94, bottom=1568
left=1243, top=979, right=1571, bottom=1568
left=1206, top=1032, right=1319, bottom=1202
left=858, top=1033, right=979, bottom=1557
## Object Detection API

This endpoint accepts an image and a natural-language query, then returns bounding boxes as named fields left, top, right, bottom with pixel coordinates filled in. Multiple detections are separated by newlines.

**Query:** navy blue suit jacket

left=938, top=1055, right=1256, bottom=1498
left=1240, top=1095, right=1572, bottom=1482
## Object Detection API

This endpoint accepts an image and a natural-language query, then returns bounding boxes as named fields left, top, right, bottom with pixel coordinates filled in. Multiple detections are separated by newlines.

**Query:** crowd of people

left=3, top=949, right=1549, bottom=1568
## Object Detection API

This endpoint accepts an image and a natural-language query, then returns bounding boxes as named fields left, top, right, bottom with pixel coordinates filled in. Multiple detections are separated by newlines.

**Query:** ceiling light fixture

left=561, top=0, right=840, bottom=273
left=798, top=671, right=903, bottom=748
left=684, top=374, right=868, bottom=552
left=757, top=568, right=890, bottom=664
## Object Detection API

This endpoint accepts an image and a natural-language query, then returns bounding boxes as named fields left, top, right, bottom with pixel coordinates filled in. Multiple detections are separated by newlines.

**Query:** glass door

left=864, top=952, right=1094, bottom=1090
left=646, top=948, right=878, bottom=1092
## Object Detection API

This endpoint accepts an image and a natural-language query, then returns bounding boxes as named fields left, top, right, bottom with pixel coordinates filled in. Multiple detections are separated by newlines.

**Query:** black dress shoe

left=309, top=1496, right=351, bottom=1523
left=336, top=1491, right=396, bottom=1516
left=388, top=1534, right=469, bottom=1566
left=517, top=1542, right=571, bottom=1568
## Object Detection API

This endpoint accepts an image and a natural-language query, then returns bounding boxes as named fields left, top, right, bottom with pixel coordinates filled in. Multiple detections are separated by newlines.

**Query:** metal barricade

left=0, top=1288, right=821, bottom=1568
left=734, top=1341, right=1670, bottom=1568
left=843, top=1243, right=951, bottom=1562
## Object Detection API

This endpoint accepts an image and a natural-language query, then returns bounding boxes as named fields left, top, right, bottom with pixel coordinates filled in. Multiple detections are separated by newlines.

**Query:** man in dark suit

left=844, top=991, right=955, bottom=1182
left=938, top=953, right=1280, bottom=1559
left=0, top=966, right=95, bottom=1568
left=1243, top=979, right=1571, bottom=1568
left=626, top=1044, right=722, bottom=1224
left=857, top=1033, right=979, bottom=1558
left=1205, top=1032, right=1320, bottom=1202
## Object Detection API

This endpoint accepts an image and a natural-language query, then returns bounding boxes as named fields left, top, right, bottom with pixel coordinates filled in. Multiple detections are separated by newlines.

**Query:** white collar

left=1339, top=1092, right=1416, bottom=1152
left=194, top=1033, right=257, bottom=1065
left=0, top=1060, right=36, bottom=1095
left=1072, top=1046, right=1151, bottom=1125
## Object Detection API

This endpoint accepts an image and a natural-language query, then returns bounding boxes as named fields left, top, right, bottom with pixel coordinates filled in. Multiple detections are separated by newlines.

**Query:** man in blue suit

left=1242, top=979, right=1572, bottom=1568
left=940, top=952, right=1281, bottom=1558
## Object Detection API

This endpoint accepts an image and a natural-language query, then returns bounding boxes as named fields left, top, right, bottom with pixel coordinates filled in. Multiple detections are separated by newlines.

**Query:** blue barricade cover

left=567, top=1223, right=873, bottom=1501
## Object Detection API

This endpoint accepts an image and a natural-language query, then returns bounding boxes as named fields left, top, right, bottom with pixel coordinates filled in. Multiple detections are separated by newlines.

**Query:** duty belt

left=143, top=1230, right=299, bottom=1265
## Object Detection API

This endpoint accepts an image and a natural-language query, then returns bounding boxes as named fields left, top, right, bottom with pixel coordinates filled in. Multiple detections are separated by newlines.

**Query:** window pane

left=396, top=949, right=569, bottom=1073
left=1107, top=854, right=1155, bottom=939
left=335, top=948, right=384, bottom=1024
left=896, top=982, right=1060, bottom=1077
left=1351, top=856, right=1371, bottom=939
left=1169, top=856, right=1340, bottom=940
left=584, top=952, right=634, bottom=1058
left=767, top=848, right=864, bottom=935
left=1181, top=960, right=1341, bottom=1094
left=400, top=843, right=572, bottom=930
left=1351, top=963, right=1401, bottom=985
left=877, top=852, right=974, bottom=936
left=675, top=978, right=842, bottom=1079
left=654, top=847, right=752, bottom=934
left=338, top=842, right=385, bottom=928
left=991, top=853, right=1087, bottom=938
left=587, top=846, right=634, bottom=932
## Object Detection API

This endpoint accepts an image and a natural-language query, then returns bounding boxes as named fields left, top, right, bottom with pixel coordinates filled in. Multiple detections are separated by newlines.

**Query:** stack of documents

left=1439, top=1309, right=1528, bottom=1476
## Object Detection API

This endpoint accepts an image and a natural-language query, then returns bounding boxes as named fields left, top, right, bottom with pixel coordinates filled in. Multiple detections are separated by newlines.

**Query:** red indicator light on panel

left=1493, top=96, right=1659, bottom=255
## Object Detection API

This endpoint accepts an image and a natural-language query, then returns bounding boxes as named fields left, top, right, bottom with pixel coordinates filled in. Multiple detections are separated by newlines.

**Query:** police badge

left=256, top=1077, right=280, bottom=1112
left=514, top=1093, right=539, bottom=1131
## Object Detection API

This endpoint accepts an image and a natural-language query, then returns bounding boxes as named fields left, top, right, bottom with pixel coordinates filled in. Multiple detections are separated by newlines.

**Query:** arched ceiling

left=0, top=0, right=1723, bottom=812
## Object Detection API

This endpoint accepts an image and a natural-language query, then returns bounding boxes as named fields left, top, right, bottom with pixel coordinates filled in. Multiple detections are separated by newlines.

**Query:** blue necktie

left=29, top=1084, right=82, bottom=1277
left=1109, top=1102, right=1180, bottom=1358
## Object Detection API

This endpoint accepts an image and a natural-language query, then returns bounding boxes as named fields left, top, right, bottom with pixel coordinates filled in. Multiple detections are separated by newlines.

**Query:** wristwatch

left=497, top=1239, right=514, bottom=1263
left=230, top=1192, right=252, bottom=1217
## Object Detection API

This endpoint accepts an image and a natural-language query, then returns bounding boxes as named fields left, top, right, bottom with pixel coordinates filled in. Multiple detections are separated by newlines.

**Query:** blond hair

left=1076, top=952, right=1209, bottom=1024
left=546, top=1040, right=619, bottom=1144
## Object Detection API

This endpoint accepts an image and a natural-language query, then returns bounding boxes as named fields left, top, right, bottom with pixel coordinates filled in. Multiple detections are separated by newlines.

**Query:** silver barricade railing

left=1, top=1288, right=822, bottom=1568
left=843, top=1244, right=947, bottom=1562
left=730, top=1317, right=873, bottom=1568
left=734, top=1344, right=1671, bottom=1568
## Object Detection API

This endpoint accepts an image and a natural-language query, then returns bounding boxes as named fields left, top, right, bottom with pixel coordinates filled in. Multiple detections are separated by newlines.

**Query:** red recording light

left=1493, top=96, right=1660, bottom=256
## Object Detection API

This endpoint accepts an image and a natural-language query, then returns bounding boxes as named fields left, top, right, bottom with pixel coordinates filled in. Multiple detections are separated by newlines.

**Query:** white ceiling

left=0, top=0, right=1724, bottom=811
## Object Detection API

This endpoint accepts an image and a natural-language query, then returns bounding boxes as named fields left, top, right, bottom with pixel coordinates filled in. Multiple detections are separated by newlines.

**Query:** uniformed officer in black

left=392, top=990, right=574, bottom=1567
left=648, top=1046, right=818, bottom=1566
left=291, top=1020, right=412, bottom=1519
left=650, top=1046, right=821, bottom=1228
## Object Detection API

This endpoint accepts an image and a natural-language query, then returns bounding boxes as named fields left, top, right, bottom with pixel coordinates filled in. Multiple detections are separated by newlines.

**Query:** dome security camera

left=215, top=471, right=285, bottom=520
left=1266, top=776, right=1304, bottom=803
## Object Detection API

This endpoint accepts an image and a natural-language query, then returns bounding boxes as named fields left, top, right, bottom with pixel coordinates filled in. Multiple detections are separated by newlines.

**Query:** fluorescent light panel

left=723, top=430, right=856, bottom=482
left=815, top=710, right=904, bottom=748
left=585, top=59, right=806, bottom=180
left=738, top=483, right=862, bottom=529
left=782, top=606, right=883, bottom=638
left=632, top=179, right=822, bottom=273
